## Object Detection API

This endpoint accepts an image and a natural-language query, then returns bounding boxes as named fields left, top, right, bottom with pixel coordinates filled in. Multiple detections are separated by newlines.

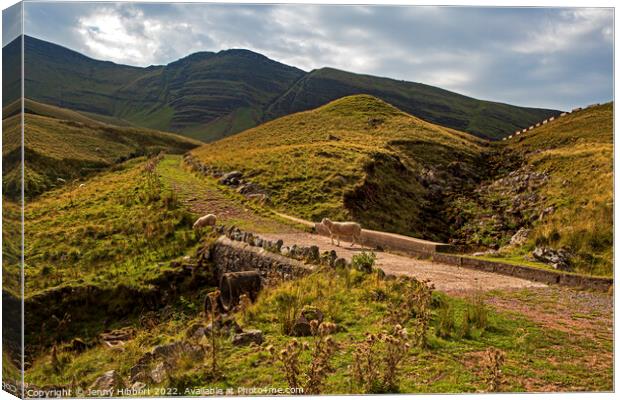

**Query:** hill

left=191, top=94, right=488, bottom=242
left=2, top=99, right=202, bottom=198
left=451, top=103, right=613, bottom=276
left=12, top=36, right=558, bottom=141
left=264, top=67, right=559, bottom=140
left=191, top=96, right=613, bottom=276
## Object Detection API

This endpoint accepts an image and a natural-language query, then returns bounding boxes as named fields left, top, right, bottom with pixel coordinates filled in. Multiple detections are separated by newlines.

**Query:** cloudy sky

left=5, top=2, right=614, bottom=110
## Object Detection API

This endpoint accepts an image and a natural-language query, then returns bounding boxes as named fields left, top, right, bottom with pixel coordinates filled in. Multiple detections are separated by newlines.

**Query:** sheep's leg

left=337, top=236, right=340, bottom=247
left=330, top=234, right=334, bottom=245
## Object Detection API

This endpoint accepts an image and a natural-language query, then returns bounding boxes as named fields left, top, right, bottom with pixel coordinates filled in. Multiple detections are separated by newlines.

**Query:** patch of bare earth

left=485, top=287, right=612, bottom=341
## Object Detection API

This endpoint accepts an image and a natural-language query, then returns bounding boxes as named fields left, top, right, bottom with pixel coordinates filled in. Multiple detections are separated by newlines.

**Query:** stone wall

left=211, top=236, right=316, bottom=284
left=315, top=222, right=453, bottom=257
left=432, top=253, right=612, bottom=292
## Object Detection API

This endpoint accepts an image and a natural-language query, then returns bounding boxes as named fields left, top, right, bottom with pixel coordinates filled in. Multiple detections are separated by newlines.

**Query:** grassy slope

left=264, top=67, right=559, bottom=140
left=454, top=103, right=613, bottom=276
left=504, top=103, right=613, bottom=275
left=24, top=270, right=612, bottom=393
left=192, top=94, right=487, bottom=241
left=2, top=100, right=202, bottom=198
left=22, top=157, right=198, bottom=296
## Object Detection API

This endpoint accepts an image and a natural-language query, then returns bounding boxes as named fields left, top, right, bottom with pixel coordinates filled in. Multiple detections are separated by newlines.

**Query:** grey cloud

left=19, top=3, right=613, bottom=111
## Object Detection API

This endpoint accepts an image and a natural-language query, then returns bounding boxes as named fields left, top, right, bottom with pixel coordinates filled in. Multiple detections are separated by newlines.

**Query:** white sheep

left=193, top=214, right=217, bottom=230
left=321, top=218, right=362, bottom=247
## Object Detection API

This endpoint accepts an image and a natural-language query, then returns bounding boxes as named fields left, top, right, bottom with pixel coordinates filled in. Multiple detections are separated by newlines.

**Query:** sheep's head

left=321, top=218, right=332, bottom=227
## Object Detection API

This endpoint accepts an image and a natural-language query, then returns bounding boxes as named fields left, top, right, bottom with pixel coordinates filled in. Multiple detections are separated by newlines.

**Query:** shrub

left=352, top=324, right=411, bottom=393
left=351, top=251, right=377, bottom=273
left=274, top=289, right=302, bottom=335
left=269, top=321, right=338, bottom=394
left=481, top=347, right=506, bottom=392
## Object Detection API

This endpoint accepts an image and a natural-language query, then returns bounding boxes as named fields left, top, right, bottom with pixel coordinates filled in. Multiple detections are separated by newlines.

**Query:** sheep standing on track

left=193, top=214, right=217, bottom=230
left=321, top=218, right=362, bottom=247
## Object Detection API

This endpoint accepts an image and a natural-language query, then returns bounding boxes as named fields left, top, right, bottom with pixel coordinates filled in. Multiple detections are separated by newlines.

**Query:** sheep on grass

left=193, top=214, right=217, bottom=230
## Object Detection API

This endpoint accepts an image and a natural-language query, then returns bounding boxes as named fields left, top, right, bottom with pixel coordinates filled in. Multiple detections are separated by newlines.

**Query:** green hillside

left=452, top=103, right=613, bottom=276
left=264, top=67, right=559, bottom=140
left=20, top=36, right=304, bottom=141
left=192, top=94, right=488, bottom=241
left=14, top=36, right=558, bottom=142
left=2, top=99, right=202, bottom=198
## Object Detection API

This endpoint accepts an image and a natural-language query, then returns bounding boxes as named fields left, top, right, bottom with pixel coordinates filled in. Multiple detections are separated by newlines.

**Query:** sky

left=2, top=2, right=614, bottom=110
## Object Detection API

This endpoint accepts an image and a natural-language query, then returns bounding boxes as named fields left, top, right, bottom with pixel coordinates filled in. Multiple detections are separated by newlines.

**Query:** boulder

left=510, top=227, right=531, bottom=246
left=232, top=330, right=264, bottom=346
left=532, top=247, right=573, bottom=271
left=219, top=171, right=243, bottom=185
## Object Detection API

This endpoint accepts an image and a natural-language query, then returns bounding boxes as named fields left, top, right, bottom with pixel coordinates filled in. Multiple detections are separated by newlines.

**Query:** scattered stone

left=232, top=330, right=264, bottom=346
left=510, top=227, right=531, bottom=246
left=532, top=247, right=573, bottom=271
left=186, top=323, right=207, bottom=341
left=472, top=250, right=500, bottom=257
left=291, top=316, right=312, bottom=337
left=89, top=370, right=126, bottom=392
left=300, top=306, right=324, bottom=323
left=150, top=362, right=168, bottom=384
left=206, top=317, right=243, bottom=336
left=219, top=171, right=243, bottom=185
left=334, top=258, right=347, bottom=268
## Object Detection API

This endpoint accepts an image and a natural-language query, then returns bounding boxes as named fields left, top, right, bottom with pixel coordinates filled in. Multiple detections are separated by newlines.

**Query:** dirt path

left=261, top=232, right=546, bottom=292
left=158, top=156, right=299, bottom=234
left=160, top=155, right=546, bottom=292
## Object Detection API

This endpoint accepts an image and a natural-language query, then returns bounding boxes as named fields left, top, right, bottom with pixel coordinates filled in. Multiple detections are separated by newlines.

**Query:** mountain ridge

left=6, top=35, right=560, bottom=141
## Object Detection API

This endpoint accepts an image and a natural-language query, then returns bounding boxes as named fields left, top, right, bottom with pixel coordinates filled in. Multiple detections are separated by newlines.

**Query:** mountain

left=14, top=36, right=559, bottom=141
left=21, top=36, right=305, bottom=141
left=264, top=67, right=559, bottom=140
left=2, top=99, right=202, bottom=198
left=191, top=94, right=488, bottom=241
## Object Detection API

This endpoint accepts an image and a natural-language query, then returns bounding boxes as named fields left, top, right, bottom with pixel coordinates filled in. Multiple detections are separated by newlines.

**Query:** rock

left=334, top=258, right=347, bottom=268
left=206, top=317, right=243, bottom=336
left=300, top=306, right=324, bottom=323
left=186, top=323, right=207, bottom=341
left=219, top=171, right=243, bottom=185
left=327, top=134, right=341, bottom=141
left=131, top=382, right=147, bottom=392
left=232, top=330, right=264, bottom=346
left=69, top=338, right=88, bottom=352
left=510, top=227, right=531, bottom=246
left=472, top=250, right=500, bottom=257
left=150, top=362, right=168, bottom=384
left=291, top=316, right=312, bottom=337
left=539, top=206, right=556, bottom=220
left=532, top=247, right=573, bottom=271
left=275, top=239, right=284, bottom=252
left=152, top=340, right=204, bottom=362
left=89, top=370, right=126, bottom=391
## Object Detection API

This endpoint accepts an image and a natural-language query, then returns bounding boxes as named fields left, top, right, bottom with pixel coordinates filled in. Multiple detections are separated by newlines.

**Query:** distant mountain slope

left=21, top=36, right=304, bottom=141
left=191, top=95, right=488, bottom=241
left=14, top=36, right=559, bottom=141
left=264, top=67, right=559, bottom=140
left=2, top=99, right=202, bottom=198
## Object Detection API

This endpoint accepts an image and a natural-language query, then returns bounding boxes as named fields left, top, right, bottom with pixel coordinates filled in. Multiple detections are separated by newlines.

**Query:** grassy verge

left=25, top=268, right=612, bottom=393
